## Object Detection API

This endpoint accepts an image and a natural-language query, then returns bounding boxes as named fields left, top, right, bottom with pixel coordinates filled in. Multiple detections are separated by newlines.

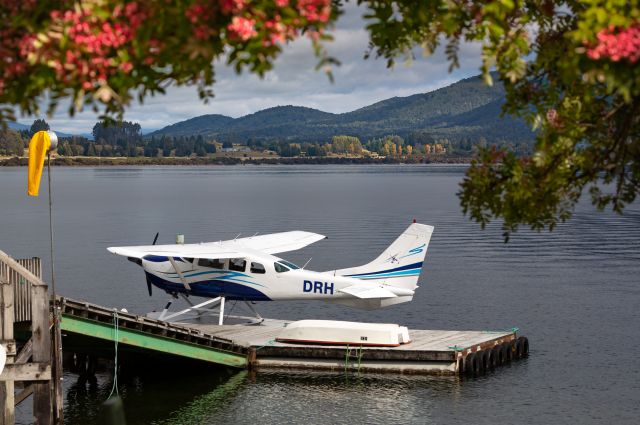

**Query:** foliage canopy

left=1, top=0, right=639, bottom=236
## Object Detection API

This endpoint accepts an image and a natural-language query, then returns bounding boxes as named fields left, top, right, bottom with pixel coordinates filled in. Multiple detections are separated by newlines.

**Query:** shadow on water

left=63, top=366, right=247, bottom=425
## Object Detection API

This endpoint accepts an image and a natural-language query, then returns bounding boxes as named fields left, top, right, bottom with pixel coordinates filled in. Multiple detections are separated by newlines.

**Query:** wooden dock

left=185, top=321, right=526, bottom=375
left=56, top=296, right=528, bottom=376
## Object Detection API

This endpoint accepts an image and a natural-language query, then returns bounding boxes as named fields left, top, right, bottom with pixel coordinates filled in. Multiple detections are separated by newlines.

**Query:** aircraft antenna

left=234, top=233, right=241, bottom=240
left=302, top=257, right=312, bottom=269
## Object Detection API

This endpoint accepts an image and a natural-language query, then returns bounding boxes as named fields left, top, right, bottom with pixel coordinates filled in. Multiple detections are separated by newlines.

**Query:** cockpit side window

left=274, top=262, right=290, bottom=273
left=229, top=258, right=246, bottom=272
left=250, top=262, right=266, bottom=274
left=198, top=258, right=226, bottom=269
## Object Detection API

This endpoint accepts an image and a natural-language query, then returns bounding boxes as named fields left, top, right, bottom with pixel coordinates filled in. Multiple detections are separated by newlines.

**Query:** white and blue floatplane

left=108, top=222, right=433, bottom=325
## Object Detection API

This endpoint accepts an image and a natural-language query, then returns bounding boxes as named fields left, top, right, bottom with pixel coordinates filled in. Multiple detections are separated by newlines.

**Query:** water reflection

left=64, top=368, right=246, bottom=425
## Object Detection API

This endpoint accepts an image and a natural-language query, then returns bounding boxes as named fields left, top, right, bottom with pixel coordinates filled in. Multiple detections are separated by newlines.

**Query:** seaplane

left=107, top=222, right=434, bottom=324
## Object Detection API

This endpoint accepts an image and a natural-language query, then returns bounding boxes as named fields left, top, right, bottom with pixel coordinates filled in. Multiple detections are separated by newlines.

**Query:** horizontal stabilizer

left=339, top=285, right=414, bottom=299
left=339, top=285, right=397, bottom=299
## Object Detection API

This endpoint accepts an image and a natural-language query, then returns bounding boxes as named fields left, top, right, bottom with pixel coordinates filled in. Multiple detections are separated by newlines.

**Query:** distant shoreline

left=0, top=156, right=472, bottom=167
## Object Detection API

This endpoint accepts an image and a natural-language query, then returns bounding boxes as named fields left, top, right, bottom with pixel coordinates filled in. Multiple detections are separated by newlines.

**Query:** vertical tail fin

left=331, top=223, right=434, bottom=290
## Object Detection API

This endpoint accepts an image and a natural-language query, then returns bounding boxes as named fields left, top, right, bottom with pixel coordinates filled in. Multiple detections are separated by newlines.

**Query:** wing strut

left=167, top=257, right=191, bottom=291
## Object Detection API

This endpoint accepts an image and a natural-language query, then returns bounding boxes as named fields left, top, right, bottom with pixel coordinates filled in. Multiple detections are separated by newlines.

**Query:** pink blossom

left=546, top=109, right=560, bottom=128
left=221, top=0, right=247, bottom=14
left=585, top=24, right=640, bottom=63
left=119, top=61, right=133, bottom=73
left=227, top=16, right=257, bottom=41
left=296, top=0, right=331, bottom=23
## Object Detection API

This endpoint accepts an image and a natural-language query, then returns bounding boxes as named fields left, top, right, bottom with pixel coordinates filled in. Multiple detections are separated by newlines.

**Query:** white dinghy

left=276, top=320, right=411, bottom=347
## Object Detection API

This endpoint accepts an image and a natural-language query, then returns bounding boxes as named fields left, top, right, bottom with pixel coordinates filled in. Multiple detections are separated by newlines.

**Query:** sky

left=17, top=3, right=484, bottom=135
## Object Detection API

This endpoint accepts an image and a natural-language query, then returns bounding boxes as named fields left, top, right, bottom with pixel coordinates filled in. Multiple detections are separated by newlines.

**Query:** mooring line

left=107, top=310, right=120, bottom=399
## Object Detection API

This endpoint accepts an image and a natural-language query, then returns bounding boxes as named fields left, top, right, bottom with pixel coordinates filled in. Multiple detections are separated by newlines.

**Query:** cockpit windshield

left=274, top=260, right=300, bottom=273
left=280, top=260, right=299, bottom=270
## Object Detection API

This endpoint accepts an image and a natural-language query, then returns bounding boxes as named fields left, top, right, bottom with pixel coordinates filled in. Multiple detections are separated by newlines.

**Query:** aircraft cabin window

left=280, top=260, right=300, bottom=270
left=274, top=262, right=290, bottom=273
left=198, top=258, right=226, bottom=269
left=229, top=258, right=246, bottom=272
left=250, top=262, right=266, bottom=274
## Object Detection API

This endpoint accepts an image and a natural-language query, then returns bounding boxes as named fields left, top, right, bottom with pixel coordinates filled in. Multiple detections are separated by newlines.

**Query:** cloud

left=19, top=3, right=484, bottom=135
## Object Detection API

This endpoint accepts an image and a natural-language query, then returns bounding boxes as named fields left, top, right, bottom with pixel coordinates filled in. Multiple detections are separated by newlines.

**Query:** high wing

left=107, top=244, right=245, bottom=260
left=209, top=231, right=326, bottom=254
left=108, top=230, right=325, bottom=259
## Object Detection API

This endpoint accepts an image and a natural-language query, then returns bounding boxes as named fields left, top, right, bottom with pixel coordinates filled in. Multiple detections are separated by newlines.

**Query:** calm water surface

left=1, top=165, right=638, bottom=424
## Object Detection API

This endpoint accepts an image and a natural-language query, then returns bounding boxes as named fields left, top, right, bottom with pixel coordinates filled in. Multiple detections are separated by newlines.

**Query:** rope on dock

left=254, top=339, right=275, bottom=351
left=107, top=310, right=120, bottom=399
left=344, top=344, right=350, bottom=373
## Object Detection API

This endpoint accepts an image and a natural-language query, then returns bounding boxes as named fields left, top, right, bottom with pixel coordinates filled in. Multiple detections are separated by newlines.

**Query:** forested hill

left=149, top=75, right=534, bottom=143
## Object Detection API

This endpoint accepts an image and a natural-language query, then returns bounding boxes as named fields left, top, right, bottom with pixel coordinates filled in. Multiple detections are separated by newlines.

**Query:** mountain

left=6, top=121, right=75, bottom=138
left=148, top=75, right=534, bottom=143
left=153, top=114, right=234, bottom=137
left=7, top=122, right=29, bottom=131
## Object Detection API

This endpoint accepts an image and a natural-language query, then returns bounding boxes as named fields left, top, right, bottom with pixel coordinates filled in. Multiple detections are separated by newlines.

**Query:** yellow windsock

left=27, top=131, right=51, bottom=197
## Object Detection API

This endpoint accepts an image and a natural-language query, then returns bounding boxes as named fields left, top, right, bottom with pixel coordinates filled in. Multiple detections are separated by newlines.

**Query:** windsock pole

left=27, top=129, right=64, bottom=423
left=46, top=133, right=64, bottom=424
left=44, top=131, right=58, bottom=303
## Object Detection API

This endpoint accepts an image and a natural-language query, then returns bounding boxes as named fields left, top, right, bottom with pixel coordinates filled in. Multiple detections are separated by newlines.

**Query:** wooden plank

left=15, top=338, right=33, bottom=364
left=0, top=363, right=51, bottom=381
left=52, top=310, right=64, bottom=424
left=1, top=281, right=14, bottom=341
left=14, top=384, right=34, bottom=406
left=31, top=284, right=52, bottom=424
left=0, top=280, right=15, bottom=424
left=0, top=381, right=15, bottom=425
left=61, top=314, right=247, bottom=367
left=0, top=250, right=46, bottom=287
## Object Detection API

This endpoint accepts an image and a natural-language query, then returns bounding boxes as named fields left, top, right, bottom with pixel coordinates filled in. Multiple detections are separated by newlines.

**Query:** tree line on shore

left=1, top=119, right=532, bottom=159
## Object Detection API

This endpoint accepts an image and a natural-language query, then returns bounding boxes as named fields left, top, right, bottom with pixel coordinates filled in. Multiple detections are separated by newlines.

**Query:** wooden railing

left=0, top=255, right=43, bottom=322
left=0, top=249, right=53, bottom=424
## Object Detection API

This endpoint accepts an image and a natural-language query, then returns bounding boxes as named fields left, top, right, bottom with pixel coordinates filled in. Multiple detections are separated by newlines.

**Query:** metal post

left=46, top=154, right=64, bottom=424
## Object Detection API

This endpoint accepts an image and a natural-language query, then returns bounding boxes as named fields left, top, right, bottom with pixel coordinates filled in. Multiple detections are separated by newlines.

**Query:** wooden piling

left=1, top=277, right=16, bottom=424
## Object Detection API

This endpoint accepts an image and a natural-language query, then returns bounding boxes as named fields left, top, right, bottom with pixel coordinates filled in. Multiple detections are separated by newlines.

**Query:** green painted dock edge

left=61, top=314, right=247, bottom=368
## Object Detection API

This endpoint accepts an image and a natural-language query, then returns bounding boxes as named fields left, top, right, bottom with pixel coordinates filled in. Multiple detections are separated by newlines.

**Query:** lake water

left=1, top=165, right=639, bottom=424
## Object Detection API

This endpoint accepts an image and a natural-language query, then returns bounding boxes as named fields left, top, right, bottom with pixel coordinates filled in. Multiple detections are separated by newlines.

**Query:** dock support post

left=1, top=279, right=15, bottom=424
left=31, top=284, right=52, bottom=424
left=51, top=303, right=64, bottom=423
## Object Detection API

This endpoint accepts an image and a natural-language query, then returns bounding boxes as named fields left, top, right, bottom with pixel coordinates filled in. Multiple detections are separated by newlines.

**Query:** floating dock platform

left=59, top=297, right=528, bottom=376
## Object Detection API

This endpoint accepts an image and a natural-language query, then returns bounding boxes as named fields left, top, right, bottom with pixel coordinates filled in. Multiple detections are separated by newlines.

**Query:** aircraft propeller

left=146, top=232, right=160, bottom=296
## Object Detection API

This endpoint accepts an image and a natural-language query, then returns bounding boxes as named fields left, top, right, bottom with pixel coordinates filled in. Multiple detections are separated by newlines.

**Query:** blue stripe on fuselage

left=345, top=261, right=424, bottom=278
left=145, top=272, right=271, bottom=301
